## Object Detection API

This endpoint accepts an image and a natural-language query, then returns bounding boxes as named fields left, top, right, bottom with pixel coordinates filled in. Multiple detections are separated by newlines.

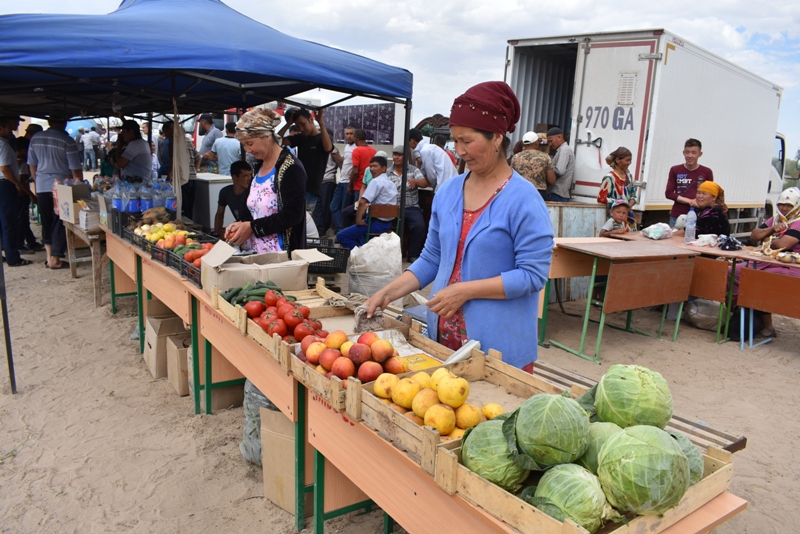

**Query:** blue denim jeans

left=312, top=182, right=336, bottom=235
left=336, top=218, right=392, bottom=250
left=84, top=148, right=95, bottom=170
left=545, top=192, right=570, bottom=202
left=330, top=183, right=354, bottom=232
left=0, top=180, right=22, bottom=264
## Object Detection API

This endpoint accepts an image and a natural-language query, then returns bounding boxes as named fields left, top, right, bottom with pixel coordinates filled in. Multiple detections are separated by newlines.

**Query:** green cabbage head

left=669, top=431, right=704, bottom=485
left=462, top=419, right=530, bottom=493
left=576, top=421, right=623, bottom=475
left=529, top=464, right=615, bottom=534
left=515, top=393, right=589, bottom=467
left=595, top=364, right=673, bottom=429
left=598, top=425, right=690, bottom=515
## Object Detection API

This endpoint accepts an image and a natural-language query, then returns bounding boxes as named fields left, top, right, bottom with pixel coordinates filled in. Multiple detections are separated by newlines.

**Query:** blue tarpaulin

left=0, top=0, right=413, bottom=117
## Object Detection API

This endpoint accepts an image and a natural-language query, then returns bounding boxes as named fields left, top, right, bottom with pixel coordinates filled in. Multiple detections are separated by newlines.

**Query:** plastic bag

left=240, top=379, right=278, bottom=466
left=673, top=214, right=687, bottom=230
left=718, top=235, right=742, bottom=251
left=642, top=223, right=673, bottom=240
left=690, top=234, right=719, bottom=247
left=685, top=299, right=726, bottom=331
left=348, top=232, right=403, bottom=308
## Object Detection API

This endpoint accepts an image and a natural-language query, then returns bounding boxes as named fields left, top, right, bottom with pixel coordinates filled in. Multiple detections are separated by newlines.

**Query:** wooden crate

left=210, top=286, right=248, bottom=334
left=435, top=440, right=734, bottom=534
left=284, top=316, right=414, bottom=412
left=346, top=352, right=569, bottom=477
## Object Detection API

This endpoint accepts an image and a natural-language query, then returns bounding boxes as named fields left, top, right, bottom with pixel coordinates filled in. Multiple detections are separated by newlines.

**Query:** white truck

left=504, top=29, right=786, bottom=232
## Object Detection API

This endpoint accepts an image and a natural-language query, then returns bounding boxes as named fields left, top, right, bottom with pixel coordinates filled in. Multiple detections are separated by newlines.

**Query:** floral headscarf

left=776, top=187, right=800, bottom=224
left=236, top=107, right=282, bottom=143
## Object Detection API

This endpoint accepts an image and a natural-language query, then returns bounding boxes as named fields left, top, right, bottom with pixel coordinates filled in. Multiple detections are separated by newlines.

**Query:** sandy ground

left=1, top=231, right=798, bottom=533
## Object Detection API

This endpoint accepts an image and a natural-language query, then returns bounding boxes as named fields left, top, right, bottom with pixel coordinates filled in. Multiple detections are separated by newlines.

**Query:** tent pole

left=398, top=98, right=412, bottom=242
left=0, top=261, right=17, bottom=394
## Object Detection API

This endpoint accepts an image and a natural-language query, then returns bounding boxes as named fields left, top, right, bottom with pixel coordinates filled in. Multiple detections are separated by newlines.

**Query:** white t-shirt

left=338, top=143, right=355, bottom=184
left=121, top=138, right=153, bottom=179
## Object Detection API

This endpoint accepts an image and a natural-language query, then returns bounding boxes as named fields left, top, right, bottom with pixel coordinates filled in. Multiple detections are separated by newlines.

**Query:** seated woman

left=224, top=107, right=307, bottom=253
left=679, top=181, right=730, bottom=236
left=744, top=187, right=800, bottom=337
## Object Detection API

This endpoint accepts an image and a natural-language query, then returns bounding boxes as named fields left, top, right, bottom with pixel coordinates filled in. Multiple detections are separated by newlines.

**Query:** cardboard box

left=166, top=335, right=192, bottom=396
left=56, top=183, right=92, bottom=224
left=144, top=315, right=188, bottom=379
left=201, top=241, right=331, bottom=297
left=97, top=194, right=108, bottom=228
left=261, top=407, right=313, bottom=518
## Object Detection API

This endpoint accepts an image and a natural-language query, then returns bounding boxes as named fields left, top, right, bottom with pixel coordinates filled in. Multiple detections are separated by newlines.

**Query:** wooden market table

left=548, top=240, right=698, bottom=363
left=63, top=220, right=106, bottom=307
left=97, top=226, right=749, bottom=534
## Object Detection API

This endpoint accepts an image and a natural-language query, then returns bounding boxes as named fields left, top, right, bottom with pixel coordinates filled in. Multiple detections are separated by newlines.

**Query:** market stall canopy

left=0, top=0, right=413, bottom=118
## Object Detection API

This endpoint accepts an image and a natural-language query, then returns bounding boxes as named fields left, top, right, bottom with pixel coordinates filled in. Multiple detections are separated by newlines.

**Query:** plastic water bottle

left=684, top=207, right=697, bottom=244
left=139, top=184, right=153, bottom=211
left=111, top=184, right=124, bottom=211
left=125, top=185, right=141, bottom=213
left=152, top=182, right=165, bottom=208
left=164, top=183, right=178, bottom=211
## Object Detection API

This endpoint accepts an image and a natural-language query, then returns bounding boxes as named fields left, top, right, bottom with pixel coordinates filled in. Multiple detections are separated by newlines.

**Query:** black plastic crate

left=151, top=246, right=170, bottom=266
left=307, top=238, right=349, bottom=274
left=112, top=209, right=140, bottom=236
left=181, top=261, right=202, bottom=288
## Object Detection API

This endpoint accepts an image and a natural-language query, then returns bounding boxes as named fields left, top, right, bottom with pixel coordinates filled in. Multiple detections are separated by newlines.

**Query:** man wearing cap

left=510, top=132, right=555, bottom=197
left=209, top=121, right=242, bottom=176
left=197, top=114, right=223, bottom=168
left=387, top=145, right=428, bottom=262
left=115, top=121, right=152, bottom=181
left=27, top=116, right=83, bottom=269
left=544, top=127, right=574, bottom=202
left=408, top=128, right=457, bottom=193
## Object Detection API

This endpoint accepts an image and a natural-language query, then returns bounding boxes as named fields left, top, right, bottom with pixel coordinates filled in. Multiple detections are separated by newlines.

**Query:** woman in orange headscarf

left=692, top=181, right=730, bottom=236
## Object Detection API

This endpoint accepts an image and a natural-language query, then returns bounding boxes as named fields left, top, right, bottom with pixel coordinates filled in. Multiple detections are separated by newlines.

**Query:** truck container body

left=505, top=29, right=784, bottom=221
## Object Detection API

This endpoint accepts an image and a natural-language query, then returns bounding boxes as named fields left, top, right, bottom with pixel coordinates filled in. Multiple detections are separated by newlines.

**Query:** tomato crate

left=181, top=261, right=202, bottom=288
left=346, top=347, right=568, bottom=477
left=435, top=439, right=735, bottom=534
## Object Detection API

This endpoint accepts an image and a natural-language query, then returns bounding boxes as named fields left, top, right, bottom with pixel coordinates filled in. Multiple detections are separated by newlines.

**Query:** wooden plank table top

left=556, top=239, right=699, bottom=261
left=661, top=492, right=747, bottom=534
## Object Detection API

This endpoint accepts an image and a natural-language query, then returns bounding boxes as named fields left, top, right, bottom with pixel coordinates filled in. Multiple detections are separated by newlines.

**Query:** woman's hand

left=773, top=221, right=788, bottom=234
left=427, top=283, right=470, bottom=319
left=365, top=288, right=394, bottom=318
left=225, top=222, right=253, bottom=246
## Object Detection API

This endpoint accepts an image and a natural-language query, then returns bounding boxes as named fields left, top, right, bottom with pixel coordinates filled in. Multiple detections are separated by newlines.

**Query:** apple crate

left=345, top=349, right=569, bottom=477
left=283, top=317, right=414, bottom=412
left=434, top=438, right=735, bottom=534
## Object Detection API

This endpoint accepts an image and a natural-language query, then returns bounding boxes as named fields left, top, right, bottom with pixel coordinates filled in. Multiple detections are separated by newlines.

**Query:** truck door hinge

left=639, top=53, right=662, bottom=61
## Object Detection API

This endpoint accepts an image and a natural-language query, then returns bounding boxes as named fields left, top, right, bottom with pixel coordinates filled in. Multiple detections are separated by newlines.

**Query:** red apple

left=384, top=356, right=409, bottom=375
left=357, top=332, right=380, bottom=347
left=348, top=343, right=372, bottom=366
left=357, top=361, right=383, bottom=383
left=325, top=330, right=348, bottom=350
left=301, top=335, right=322, bottom=354
left=371, top=339, right=394, bottom=363
left=297, top=352, right=308, bottom=363
left=320, top=348, right=341, bottom=371
left=305, top=342, right=327, bottom=365
left=331, top=357, right=356, bottom=380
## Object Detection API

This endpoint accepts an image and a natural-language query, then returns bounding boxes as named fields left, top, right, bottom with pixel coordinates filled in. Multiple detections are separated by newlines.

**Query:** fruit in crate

left=389, top=404, right=408, bottom=415
left=370, top=338, right=394, bottom=363
left=430, top=368, right=456, bottom=391
left=409, top=371, right=432, bottom=389
left=444, top=428, right=466, bottom=440
left=331, top=357, right=355, bottom=380
left=305, top=342, right=326, bottom=365
left=347, top=343, right=372, bottom=366
left=391, top=378, right=421, bottom=409
left=325, top=330, right=348, bottom=350
left=383, top=356, right=409, bottom=375
left=411, top=388, right=439, bottom=418
left=373, top=374, right=399, bottom=399
left=357, top=361, right=383, bottom=383
left=357, top=332, right=380, bottom=347
left=319, top=349, right=341, bottom=371
left=481, top=403, right=505, bottom=420
left=404, top=412, right=424, bottom=426
left=437, top=376, right=470, bottom=408
left=340, top=341, right=355, bottom=358
left=424, top=404, right=456, bottom=435
left=454, top=403, right=481, bottom=430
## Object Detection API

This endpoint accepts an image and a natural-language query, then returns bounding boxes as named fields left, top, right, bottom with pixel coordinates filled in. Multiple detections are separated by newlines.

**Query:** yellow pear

left=424, top=404, right=455, bottom=435
left=373, top=373, right=399, bottom=399
left=411, top=388, right=440, bottom=418
left=409, top=371, right=432, bottom=390
left=455, top=403, right=482, bottom=429
left=482, top=403, right=505, bottom=420
left=391, top=378, right=421, bottom=409
left=437, top=376, right=470, bottom=409
left=430, top=367, right=456, bottom=392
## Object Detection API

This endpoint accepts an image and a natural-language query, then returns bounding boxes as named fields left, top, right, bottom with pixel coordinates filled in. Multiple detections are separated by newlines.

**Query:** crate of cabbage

left=345, top=351, right=570, bottom=476
left=434, top=364, right=737, bottom=534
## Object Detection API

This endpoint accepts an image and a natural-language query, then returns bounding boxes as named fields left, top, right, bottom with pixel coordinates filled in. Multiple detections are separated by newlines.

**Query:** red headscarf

left=449, top=81, right=521, bottom=136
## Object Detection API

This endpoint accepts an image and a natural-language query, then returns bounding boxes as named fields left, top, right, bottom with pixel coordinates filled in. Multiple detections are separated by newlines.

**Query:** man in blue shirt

left=336, top=156, right=398, bottom=250
left=209, top=121, right=242, bottom=176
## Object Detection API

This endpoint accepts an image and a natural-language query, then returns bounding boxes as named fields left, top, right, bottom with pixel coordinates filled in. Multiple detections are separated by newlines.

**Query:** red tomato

left=276, top=297, right=288, bottom=309
left=315, top=330, right=329, bottom=339
left=282, top=335, right=298, bottom=344
left=293, top=323, right=314, bottom=342
left=284, top=310, right=304, bottom=329
left=192, top=258, right=202, bottom=268
left=264, top=290, right=280, bottom=307
left=309, top=319, right=322, bottom=331
left=261, top=310, right=277, bottom=320
left=202, top=242, right=214, bottom=250
left=276, top=303, right=295, bottom=318
left=297, top=305, right=310, bottom=319
left=257, top=317, right=270, bottom=332
left=244, top=301, right=266, bottom=318
left=267, top=319, right=288, bottom=337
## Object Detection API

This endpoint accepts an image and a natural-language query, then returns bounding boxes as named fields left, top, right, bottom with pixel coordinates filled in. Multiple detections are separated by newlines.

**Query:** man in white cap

left=544, top=127, right=574, bottom=202
left=510, top=132, right=555, bottom=199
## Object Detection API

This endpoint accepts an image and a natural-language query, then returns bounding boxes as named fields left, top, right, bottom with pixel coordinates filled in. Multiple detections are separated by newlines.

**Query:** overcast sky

left=3, top=0, right=799, bottom=162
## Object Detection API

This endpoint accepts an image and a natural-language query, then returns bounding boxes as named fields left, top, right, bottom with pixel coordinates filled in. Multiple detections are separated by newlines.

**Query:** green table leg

left=721, top=258, right=737, bottom=343
left=191, top=296, right=201, bottom=415
left=136, top=256, right=144, bottom=354
left=296, top=383, right=309, bottom=533
left=383, top=513, right=395, bottom=533
left=204, top=339, right=212, bottom=415
left=538, top=279, right=551, bottom=347
left=671, top=301, right=685, bottom=342
left=313, top=449, right=325, bottom=534
left=550, top=258, right=602, bottom=363
left=657, top=304, right=668, bottom=338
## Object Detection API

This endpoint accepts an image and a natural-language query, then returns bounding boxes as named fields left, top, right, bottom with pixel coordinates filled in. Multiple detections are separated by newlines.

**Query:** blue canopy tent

left=0, top=0, right=412, bottom=117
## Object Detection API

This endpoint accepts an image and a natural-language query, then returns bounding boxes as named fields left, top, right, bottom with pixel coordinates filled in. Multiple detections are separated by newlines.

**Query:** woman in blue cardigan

left=365, top=82, right=554, bottom=371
